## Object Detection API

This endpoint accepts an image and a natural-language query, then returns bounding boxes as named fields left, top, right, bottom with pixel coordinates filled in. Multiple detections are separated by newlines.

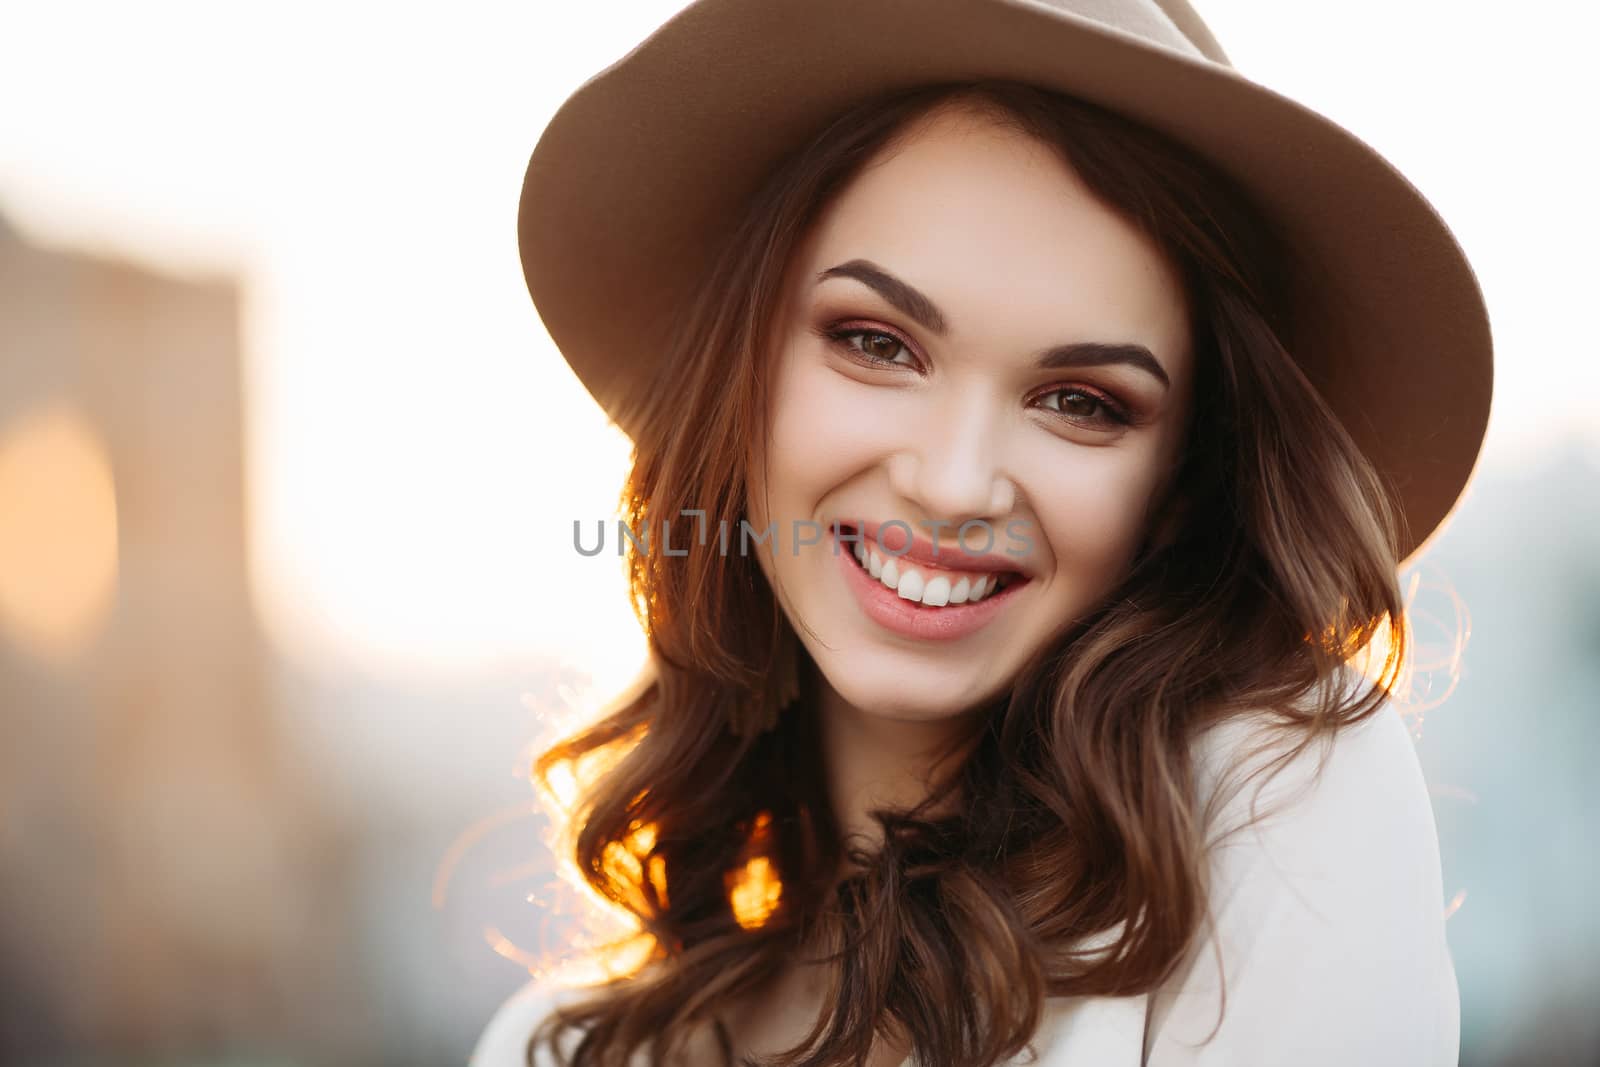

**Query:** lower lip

left=832, top=530, right=1026, bottom=642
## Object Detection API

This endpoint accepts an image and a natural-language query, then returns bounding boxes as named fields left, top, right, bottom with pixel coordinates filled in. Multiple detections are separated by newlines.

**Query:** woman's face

left=748, top=105, right=1195, bottom=721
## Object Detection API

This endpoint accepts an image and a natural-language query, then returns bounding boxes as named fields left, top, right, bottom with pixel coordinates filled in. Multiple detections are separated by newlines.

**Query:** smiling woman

left=473, top=1, right=1489, bottom=1065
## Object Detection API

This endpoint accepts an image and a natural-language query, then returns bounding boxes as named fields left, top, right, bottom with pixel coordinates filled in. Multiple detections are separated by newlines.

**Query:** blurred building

left=0, top=214, right=356, bottom=1063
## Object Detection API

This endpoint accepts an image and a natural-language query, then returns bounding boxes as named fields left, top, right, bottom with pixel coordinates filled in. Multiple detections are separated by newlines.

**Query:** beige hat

left=515, top=0, right=1493, bottom=567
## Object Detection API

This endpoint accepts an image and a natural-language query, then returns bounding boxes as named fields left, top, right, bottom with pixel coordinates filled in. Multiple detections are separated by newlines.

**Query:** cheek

left=762, top=347, right=902, bottom=508
left=1023, top=447, right=1167, bottom=579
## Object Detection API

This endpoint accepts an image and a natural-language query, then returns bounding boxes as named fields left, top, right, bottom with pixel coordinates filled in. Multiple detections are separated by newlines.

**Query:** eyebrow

left=816, top=258, right=1171, bottom=390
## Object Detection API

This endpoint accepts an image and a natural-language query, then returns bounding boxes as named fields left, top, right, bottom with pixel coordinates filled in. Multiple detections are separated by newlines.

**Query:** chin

left=816, top=655, right=1004, bottom=722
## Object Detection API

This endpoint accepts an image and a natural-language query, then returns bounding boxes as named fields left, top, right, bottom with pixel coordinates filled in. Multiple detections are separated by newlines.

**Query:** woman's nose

left=885, top=402, right=1016, bottom=527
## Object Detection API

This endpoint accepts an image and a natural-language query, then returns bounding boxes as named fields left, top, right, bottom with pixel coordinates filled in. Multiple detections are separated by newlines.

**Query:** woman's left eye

left=1033, top=386, right=1132, bottom=428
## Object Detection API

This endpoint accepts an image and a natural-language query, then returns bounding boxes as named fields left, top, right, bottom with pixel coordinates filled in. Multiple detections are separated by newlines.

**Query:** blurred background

left=0, top=1, right=1594, bottom=1064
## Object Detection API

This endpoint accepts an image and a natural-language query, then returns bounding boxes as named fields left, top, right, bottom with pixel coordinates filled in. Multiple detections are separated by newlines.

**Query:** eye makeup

left=1029, top=384, right=1134, bottom=429
left=818, top=323, right=921, bottom=370
left=811, top=313, right=1153, bottom=434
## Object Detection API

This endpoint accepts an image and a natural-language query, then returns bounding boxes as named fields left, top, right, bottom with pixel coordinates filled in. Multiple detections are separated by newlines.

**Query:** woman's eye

left=1034, top=387, right=1131, bottom=428
left=825, top=327, right=918, bottom=368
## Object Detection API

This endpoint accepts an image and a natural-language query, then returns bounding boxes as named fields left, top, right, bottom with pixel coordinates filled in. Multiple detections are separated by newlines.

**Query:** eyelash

left=819, top=324, right=1135, bottom=429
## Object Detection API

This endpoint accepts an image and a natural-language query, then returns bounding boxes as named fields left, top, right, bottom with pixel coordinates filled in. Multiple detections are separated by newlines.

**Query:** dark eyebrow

left=1036, top=341, right=1170, bottom=390
left=817, top=259, right=948, bottom=335
left=816, top=258, right=1170, bottom=390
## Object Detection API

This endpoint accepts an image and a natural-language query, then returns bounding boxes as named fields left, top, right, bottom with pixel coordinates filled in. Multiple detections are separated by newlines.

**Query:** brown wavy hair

left=524, top=80, right=1408, bottom=1067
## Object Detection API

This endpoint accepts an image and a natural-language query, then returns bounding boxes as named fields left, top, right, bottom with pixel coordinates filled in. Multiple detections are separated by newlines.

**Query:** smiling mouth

left=835, top=524, right=1027, bottom=609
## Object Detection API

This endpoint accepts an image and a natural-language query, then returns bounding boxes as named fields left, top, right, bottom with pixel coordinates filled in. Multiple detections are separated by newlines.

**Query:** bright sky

left=2, top=1, right=1593, bottom=683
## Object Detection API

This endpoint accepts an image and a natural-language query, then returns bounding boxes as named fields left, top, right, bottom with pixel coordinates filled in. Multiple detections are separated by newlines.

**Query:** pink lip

left=847, top=519, right=1028, bottom=576
left=831, top=529, right=1027, bottom=642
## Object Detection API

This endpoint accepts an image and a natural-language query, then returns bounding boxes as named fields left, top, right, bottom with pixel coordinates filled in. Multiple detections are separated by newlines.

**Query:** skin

left=731, top=102, right=1196, bottom=1066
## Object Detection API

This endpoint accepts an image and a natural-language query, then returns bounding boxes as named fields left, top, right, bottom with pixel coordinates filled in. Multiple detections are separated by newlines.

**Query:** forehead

left=797, top=107, right=1190, bottom=372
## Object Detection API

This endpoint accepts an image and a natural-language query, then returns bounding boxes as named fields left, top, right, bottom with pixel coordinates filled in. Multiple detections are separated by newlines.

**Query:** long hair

left=525, top=80, right=1408, bottom=1067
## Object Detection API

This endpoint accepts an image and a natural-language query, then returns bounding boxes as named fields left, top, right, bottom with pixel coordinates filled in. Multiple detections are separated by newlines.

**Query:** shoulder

left=470, top=979, right=584, bottom=1067
left=1143, top=699, right=1461, bottom=1065
left=1190, top=689, right=1440, bottom=856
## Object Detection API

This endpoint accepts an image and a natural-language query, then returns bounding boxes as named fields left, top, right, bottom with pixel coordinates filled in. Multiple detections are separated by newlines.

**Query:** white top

left=471, top=702, right=1460, bottom=1066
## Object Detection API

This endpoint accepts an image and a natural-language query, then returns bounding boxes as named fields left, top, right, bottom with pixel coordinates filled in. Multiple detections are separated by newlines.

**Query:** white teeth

left=896, top=569, right=924, bottom=601
left=850, top=543, right=1017, bottom=608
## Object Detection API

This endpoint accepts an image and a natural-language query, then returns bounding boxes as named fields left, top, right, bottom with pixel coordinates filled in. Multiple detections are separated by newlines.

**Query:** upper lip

left=839, top=519, right=1029, bottom=576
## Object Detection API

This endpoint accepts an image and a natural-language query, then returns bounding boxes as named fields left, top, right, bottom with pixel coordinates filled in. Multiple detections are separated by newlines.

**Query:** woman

left=475, top=1, right=1489, bottom=1064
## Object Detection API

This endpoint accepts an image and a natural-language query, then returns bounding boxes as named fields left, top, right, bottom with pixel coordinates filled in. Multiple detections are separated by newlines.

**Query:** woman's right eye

left=823, top=326, right=919, bottom=369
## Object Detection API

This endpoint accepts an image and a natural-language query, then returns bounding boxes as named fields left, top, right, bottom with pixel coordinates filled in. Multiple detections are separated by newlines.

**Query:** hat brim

left=517, top=0, right=1493, bottom=569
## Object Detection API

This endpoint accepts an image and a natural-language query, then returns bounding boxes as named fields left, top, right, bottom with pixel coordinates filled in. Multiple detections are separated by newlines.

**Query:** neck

left=811, top=665, right=983, bottom=860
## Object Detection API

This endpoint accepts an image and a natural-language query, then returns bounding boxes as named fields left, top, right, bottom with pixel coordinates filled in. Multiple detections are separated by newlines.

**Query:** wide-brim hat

left=515, top=0, right=1493, bottom=568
